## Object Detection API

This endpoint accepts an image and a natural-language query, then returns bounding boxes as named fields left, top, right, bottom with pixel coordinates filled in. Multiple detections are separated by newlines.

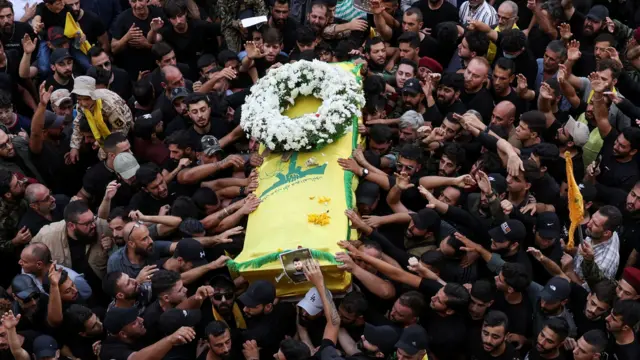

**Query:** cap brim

left=488, top=226, right=508, bottom=243
left=537, top=228, right=560, bottom=239
left=238, top=292, right=261, bottom=308
left=119, top=165, right=140, bottom=180
left=71, top=89, right=95, bottom=99
left=586, top=14, right=604, bottom=21
left=402, top=90, right=420, bottom=95
left=35, top=349, right=57, bottom=359
left=16, top=288, right=38, bottom=300
left=356, top=195, right=377, bottom=206
left=394, top=340, right=419, bottom=356
left=52, top=55, right=72, bottom=64
left=409, top=213, right=424, bottom=230
left=54, top=97, right=72, bottom=107
left=191, top=258, right=208, bottom=268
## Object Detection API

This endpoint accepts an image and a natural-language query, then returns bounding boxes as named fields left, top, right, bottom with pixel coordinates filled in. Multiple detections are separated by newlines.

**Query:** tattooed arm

left=302, top=260, right=340, bottom=343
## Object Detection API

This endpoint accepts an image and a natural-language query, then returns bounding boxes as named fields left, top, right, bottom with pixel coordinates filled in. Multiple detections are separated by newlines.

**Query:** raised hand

left=567, top=40, right=581, bottom=61
left=150, top=17, right=164, bottom=32
left=516, top=74, right=528, bottom=94
left=170, top=326, right=197, bottom=345
left=39, top=82, right=54, bottom=106
left=394, top=172, right=414, bottom=190
left=539, top=82, right=554, bottom=100
left=302, top=259, right=324, bottom=287
left=558, top=23, right=573, bottom=41
left=22, top=33, right=36, bottom=55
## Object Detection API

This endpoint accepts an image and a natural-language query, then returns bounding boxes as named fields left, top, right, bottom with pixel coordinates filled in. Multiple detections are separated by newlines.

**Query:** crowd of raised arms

left=0, top=0, right=640, bottom=359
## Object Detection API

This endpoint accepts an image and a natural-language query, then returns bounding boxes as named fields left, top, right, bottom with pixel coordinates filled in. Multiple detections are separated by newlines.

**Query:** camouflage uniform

left=219, top=0, right=267, bottom=52
left=70, top=88, right=133, bottom=151
left=0, top=198, right=27, bottom=254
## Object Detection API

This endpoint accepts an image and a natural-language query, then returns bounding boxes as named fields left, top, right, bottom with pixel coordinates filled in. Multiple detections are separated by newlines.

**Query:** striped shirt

left=459, top=0, right=498, bottom=26
left=337, top=0, right=367, bottom=21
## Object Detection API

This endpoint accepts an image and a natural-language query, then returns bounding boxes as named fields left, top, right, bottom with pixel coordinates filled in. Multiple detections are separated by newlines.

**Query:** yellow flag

left=565, top=151, right=584, bottom=249
left=64, top=13, right=92, bottom=55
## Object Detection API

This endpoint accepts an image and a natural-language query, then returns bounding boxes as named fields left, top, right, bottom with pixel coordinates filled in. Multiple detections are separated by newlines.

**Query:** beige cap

left=71, top=76, right=97, bottom=100
left=50, top=89, right=72, bottom=107
left=564, top=116, right=590, bottom=147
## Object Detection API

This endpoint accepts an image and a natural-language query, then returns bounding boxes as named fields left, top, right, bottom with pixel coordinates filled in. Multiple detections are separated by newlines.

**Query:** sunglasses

left=126, top=221, right=144, bottom=241
left=212, top=292, right=234, bottom=301
left=21, top=292, right=40, bottom=303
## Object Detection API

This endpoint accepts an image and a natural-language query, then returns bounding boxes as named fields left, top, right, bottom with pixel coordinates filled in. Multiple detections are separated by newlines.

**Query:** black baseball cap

left=395, top=324, right=428, bottom=355
left=356, top=181, right=380, bottom=206
left=50, top=48, right=72, bottom=66
left=33, top=335, right=58, bottom=360
left=363, top=323, right=401, bottom=355
left=11, top=274, right=40, bottom=300
left=134, top=110, right=163, bottom=139
left=47, top=26, right=66, bottom=46
left=44, top=110, right=65, bottom=129
left=402, top=78, right=422, bottom=95
left=158, top=308, right=201, bottom=335
left=239, top=280, right=276, bottom=307
left=578, top=183, right=597, bottom=203
left=536, top=212, right=561, bottom=239
left=104, top=306, right=139, bottom=334
left=170, top=87, right=190, bottom=103
left=540, top=276, right=571, bottom=303
left=410, top=208, right=441, bottom=232
left=489, top=219, right=526, bottom=243
left=175, top=238, right=207, bottom=267
left=487, top=173, right=507, bottom=195
left=586, top=5, right=609, bottom=21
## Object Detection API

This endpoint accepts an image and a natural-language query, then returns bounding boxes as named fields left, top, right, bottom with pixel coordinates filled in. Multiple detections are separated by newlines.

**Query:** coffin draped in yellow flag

left=228, top=62, right=361, bottom=297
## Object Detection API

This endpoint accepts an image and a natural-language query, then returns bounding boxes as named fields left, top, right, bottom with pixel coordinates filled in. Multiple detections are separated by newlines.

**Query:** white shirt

left=11, top=0, right=42, bottom=23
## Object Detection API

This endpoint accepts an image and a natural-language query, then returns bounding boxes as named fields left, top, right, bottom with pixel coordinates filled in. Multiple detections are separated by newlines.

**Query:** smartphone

left=594, top=154, right=602, bottom=169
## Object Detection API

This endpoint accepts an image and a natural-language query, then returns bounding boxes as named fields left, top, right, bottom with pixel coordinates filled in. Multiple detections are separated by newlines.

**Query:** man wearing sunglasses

left=9, top=274, right=49, bottom=333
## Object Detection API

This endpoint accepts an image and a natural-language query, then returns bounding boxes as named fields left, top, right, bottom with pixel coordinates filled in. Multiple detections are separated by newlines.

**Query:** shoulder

left=33, top=220, right=66, bottom=241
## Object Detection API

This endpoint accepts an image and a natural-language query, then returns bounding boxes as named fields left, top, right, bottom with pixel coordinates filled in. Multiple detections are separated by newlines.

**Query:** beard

left=73, top=229, right=95, bottom=244
left=493, top=246, right=511, bottom=256
left=155, top=131, right=166, bottom=141
left=134, top=244, right=153, bottom=258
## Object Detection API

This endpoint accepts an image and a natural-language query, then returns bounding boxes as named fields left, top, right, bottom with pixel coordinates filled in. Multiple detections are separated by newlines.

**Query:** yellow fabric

left=83, top=99, right=111, bottom=144
left=236, top=62, right=359, bottom=298
left=565, top=151, right=584, bottom=250
left=586, top=87, right=617, bottom=104
left=64, top=13, right=92, bottom=55
left=487, top=24, right=519, bottom=63
left=212, top=303, right=247, bottom=329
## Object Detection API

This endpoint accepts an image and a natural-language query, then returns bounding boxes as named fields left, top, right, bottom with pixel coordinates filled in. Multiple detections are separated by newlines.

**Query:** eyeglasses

left=497, top=15, right=514, bottom=21
left=33, top=193, right=54, bottom=204
left=212, top=292, right=234, bottom=301
left=126, top=221, right=144, bottom=241
left=74, top=215, right=97, bottom=227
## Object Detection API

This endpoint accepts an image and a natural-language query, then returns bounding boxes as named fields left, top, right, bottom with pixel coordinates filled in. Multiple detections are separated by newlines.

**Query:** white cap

left=297, top=287, right=330, bottom=316
left=564, top=116, right=590, bottom=148
left=113, top=152, right=140, bottom=180
left=50, top=89, right=72, bottom=107
left=72, top=76, right=97, bottom=100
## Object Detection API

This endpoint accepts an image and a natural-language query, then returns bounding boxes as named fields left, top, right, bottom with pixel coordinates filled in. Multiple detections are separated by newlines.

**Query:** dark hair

left=0, top=1, right=14, bottom=13
left=397, top=291, right=425, bottom=317
left=87, top=46, right=107, bottom=59
left=198, top=53, right=217, bottom=70
left=364, top=37, right=384, bottom=53
left=164, top=0, right=187, bottom=18
left=439, top=72, right=463, bottom=91
left=59, top=269, right=69, bottom=286
left=108, top=206, right=130, bottom=222
left=520, top=110, right=547, bottom=137
left=363, top=74, right=386, bottom=96
left=546, top=40, right=567, bottom=59
left=598, top=205, right=623, bottom=231
left=544, top=317, right=570, bottom=342
left=171, top=196, right=199, bottom=218
left=280, top=338, right=311, bottom=360
left=476, top=151, right=503, bottom=174
left=621, top=127, right=640, bottom=151
left=464, top=31, right=490, bottom=57
left=398, top=31, right=420, bottom=48
left=443, top=283, right=470, bottom=312
left=546, top=77, right=561, bottom=96
left=397, top=58, right=417, bottom=74
left=205, top=320, right=229, bottom=337
left=361, top=240, right=382, bottom=253
left=136, top=163, right=161, bottom=187
left=192, top=187, right=219, bottom=210
left=0, top=169, right=12, bottom=197
left=500, top=29, right=527, bottom=53
left=364, top=95, right=386, bottom=116
left=369, top=124, right=393, bottom=144
left=133, top=80, right=155, bottom=107
left=596, top=58, right=622, bottom=79
left=151, top=42, right=174, bottom=61
left=263, top=27, right=283, bottom=45
left=0, top=90, right=11, bottom=109
left=612, top=300, right=640, bottom=327
left=297, top=26, right=316, bottom=45
left=184, top=92, right=209, bottom=108
left=151, top=270, right=181, bottom=295
left=594, top=33, right=617, bottom=48
left=591, top=280, right=617, bottom=308
left=501, top=262, right=532, bottom=292
left=483, top=310, right=509, bottom=330
left=442, top=143, right=465, bottom=167
left=420, top=250, right=444, bottom=271
left=64, top=304, right=94, bottom=333
left=165, top=130, right=195, bottom=150
left=64, top=200, right=91, bottom=223
left=30, top=243, right=52, bottom=264
left=471, top=279, right=496, bottom=303
left=404, top=7, right=423, bottom=22
left=103, top=133, right=128, bottom=153
left=399, top=144, right=422, bottom=161
left=494, top=57, right=515, bottom=75
left=341, top=291, right=368, bottom=316
left=86, top=66, right=110, bottom=86
left=102, top=271, right=124, bottom=297
left=217, top=50, right=238, bottom=67
left=581, top=329, right=609, bottom=353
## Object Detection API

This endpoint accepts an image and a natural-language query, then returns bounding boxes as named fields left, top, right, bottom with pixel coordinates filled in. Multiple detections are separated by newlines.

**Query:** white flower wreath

left=240, top=60, right=365, bottom=152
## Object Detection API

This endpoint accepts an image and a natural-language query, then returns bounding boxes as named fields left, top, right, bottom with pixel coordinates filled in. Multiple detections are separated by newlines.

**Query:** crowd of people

left=0, top=0, right=637, bottom=358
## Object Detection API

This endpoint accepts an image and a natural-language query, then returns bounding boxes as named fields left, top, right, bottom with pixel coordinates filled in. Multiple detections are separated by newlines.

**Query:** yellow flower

left=307, top=213, right=331, bottom=226
left=318, top=196, right=331, bottom=204
left=309, top=196, right=315, bottom=200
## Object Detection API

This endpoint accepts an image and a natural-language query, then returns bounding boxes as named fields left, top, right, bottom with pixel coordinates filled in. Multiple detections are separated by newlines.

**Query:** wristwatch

left=361, top=168, right=369, bottom=178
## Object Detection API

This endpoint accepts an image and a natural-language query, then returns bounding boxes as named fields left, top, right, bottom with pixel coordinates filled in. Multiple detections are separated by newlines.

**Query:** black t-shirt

left=158, top=20, right=219, bottom=79
left=44, top=74, right=74, bottom=93
left=0, top=49, right=23, bottom=96
left=470, top=342, right=521, bottom=360
left=100, top=335, right=141, bottom=360
left=525, top=348, right=565, bottom=360
left=1, top=22, right=35, bottom=58
left=413, top=0, right=459, bottom=30
left=186, top=116, right=236, bottom=147
left=30, top=136, right=74, bottom=196
left=82, top=162, right=134, bottom=209
left=111, top=6, right=164, bottom=78
left=613, top=340, right=640, bottom=360
left=272, top=18, right=298, bottom=54
left=78, top=10, right=106, bottom=45
left=18, top=194, right=68, bottom=236
left=109, top=66, right=132, bottom=102
left=529, top=240, right=563, bottom=285
left=35, top=3, right=70, bottom=30
left=141, top=300, right=165, bottom=345
left=597, top=129, right=640, bottom=192
left=460, top=88, right=495, bottom=125
left=567, top=282, right=607, bottom=338
left=241, top=303, right=296, bottom=360
left=491, top=295, right=533, bottom=339
left=68, top=236, right=92, bottom=275
left=492, top=89, right=526, bottom=119
left=129, top=191, right=174, bottom=216
left=530, top=173, right=560, bottom=205
left=254, top=54, right=288, bottom=78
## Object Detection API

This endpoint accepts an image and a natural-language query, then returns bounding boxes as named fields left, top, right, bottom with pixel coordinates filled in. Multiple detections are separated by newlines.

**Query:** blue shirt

left=107, top=241, right=172, bottom=278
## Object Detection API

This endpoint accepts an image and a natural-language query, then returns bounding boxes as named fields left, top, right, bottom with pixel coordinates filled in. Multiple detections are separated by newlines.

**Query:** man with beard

left=9, top=274, right=49, bottom=333
left=244, top=27, right=288, bottom=78
left=605, top=300, right=640, bottom=360
left=453, top=31, right=489, bottom=72
left=38, top=48, right=74, bottom=93
left=132, top=110, right=169, bottom=165
left=396, top=78, right=426, bottom=115
left=62, top=304, right=105, bottom=359
left=307, top=1, right=329, bottom=37
left=164, top=87, right=191, bottom=136
left=0, top=2, right=36, bottom=57
left=197, top=321, right=240, bottom=360
left=64, top=0, right=109, bottom=51
left=88, top=46, right=132, bottom=101
left=19, top=243, right=91, bottom=299
left=432, top=72, right=466, bottom=123
left=0, top=302, right=38, bottom=360
left=535, top=41, right=566, bottom=91
left=556, top=116, right=589, bottom=183
left=295, top=287, right=328, bottom=347
left=129, top=163, right=173, bottom=215
left=103, top=271, right=153, bottom=313
left=572, top=206, right=622, bottom=283
left=32, top=200, right=111, bottom=287
left=398, top=110, right=424, bottom=145
left=147, top=1, right=219, bottom=79
left=184, top=92, right=243, bottom=151
left=471, top=310, right=519, bottom=360
left=528, top=276, right=578, bottom=340
left=563, top=4, right=609, bottom=76
left=100, top=306, right=197, bottom=360
left=269, top=0, right=297, bottom=53
left=0, top=170, right=30, bottom=258
left=364, top=37, right=391, bottom=78
left=19, top=184, right=67, bottom=236
left=460, top=57, right=494, bottom=123
left=107, top=221, right=179, bottom=278
left=347, top=323, right=399, bottom=360
left=491, top=58, right=524, bottom=117
left=526, top=317, right=570, bottom=360
left=201, top=275, right=245, bottom=333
